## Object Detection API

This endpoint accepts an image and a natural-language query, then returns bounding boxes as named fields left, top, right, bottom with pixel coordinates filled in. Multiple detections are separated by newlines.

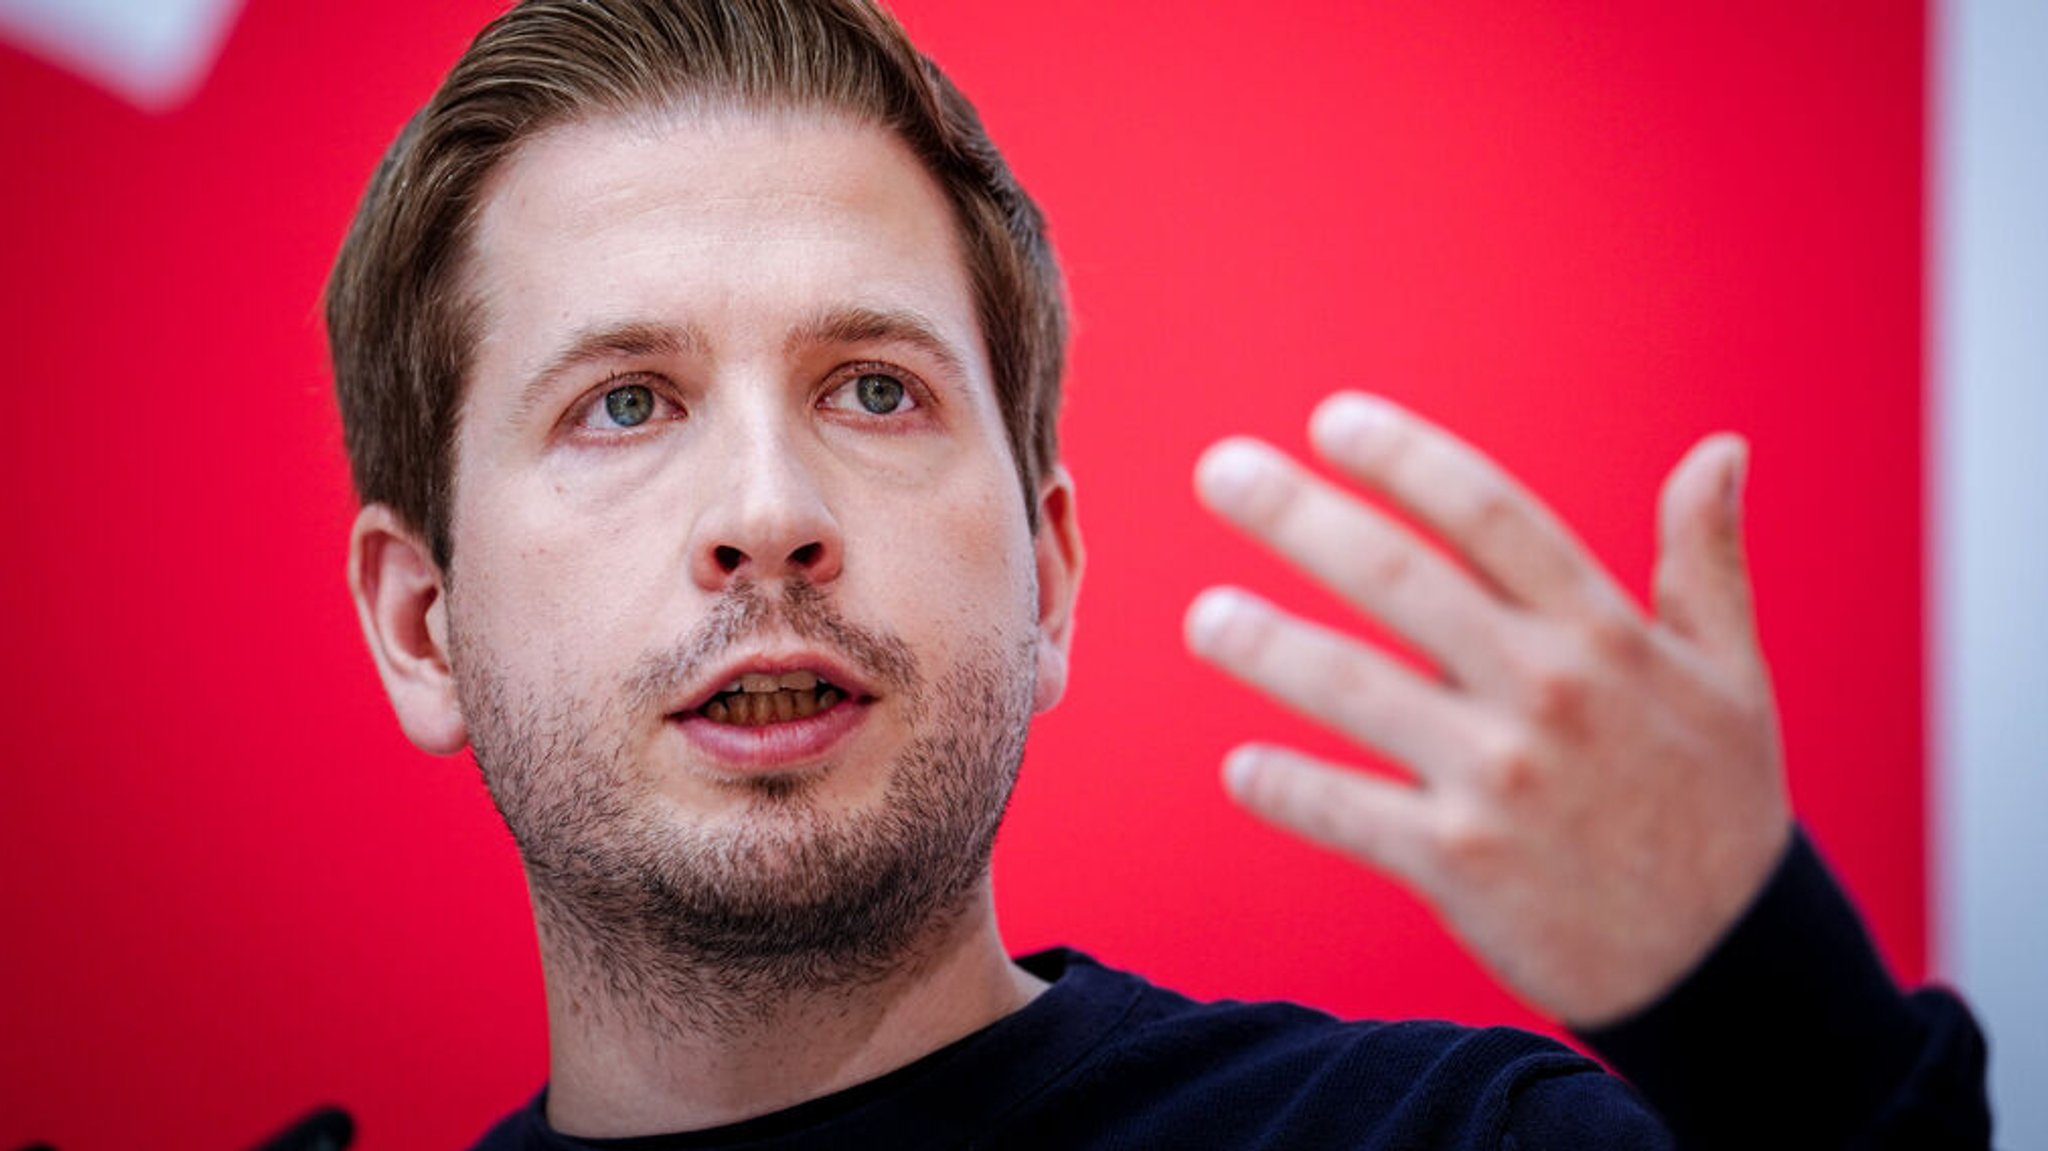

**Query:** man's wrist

left=1576, top=829, right=1924, bottom=1145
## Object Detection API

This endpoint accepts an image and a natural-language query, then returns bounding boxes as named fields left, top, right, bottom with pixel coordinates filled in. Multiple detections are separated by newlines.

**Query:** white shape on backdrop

left=1935, top=0, right=2048, bottom=1146
left=0, top=0, right=243, bottom=111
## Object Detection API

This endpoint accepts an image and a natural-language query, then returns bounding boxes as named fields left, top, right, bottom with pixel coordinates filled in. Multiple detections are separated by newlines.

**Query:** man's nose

left=687, top=413, right=844, bottom=592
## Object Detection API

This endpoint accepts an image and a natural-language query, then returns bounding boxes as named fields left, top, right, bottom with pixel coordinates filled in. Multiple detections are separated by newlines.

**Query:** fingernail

left=1723, top=438, right=1750, bottom=523
left=1311, top=393, right=1391, bottom=453
left=1195, top=440, right=1270, bottom=512
left=1184, top=587, right=1247, bottom=656
left=1223, top=746, right=1261, bottom=797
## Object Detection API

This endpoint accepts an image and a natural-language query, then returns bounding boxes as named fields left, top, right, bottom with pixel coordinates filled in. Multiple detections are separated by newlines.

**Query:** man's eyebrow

left=786, top=305, right=973, bottom=381
left=516, top=320, right=705, bottom=416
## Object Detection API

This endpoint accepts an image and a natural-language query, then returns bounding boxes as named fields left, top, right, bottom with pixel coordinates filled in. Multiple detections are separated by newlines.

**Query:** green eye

left=855, top=373, right=905, bottom=414
left=603, top=384, right=656, bottom=427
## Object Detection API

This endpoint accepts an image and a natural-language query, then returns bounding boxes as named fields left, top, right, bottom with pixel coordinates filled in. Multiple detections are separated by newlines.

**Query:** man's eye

left=826, top=370, right=918, bottom=416
left=576, top=380, right=677, bottom=432
left=603, top=384, right=657, bottom=427
left=855, top=373, right=906, bottom=414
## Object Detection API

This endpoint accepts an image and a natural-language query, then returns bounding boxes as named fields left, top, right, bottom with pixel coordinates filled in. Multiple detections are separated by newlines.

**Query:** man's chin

left=464, top=607, right=1037, bottom=1012
left=522, top=792, right=996, bottom=1001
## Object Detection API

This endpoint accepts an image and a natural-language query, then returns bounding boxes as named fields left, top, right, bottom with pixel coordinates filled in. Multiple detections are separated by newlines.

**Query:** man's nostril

left=714, top=545, right=745, bottom=573
left=791, top=542, right=824, bottom=567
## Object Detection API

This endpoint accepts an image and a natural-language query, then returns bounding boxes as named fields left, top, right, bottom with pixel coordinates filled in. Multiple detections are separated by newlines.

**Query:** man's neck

left=536, top=886, right=1043, bottom=1139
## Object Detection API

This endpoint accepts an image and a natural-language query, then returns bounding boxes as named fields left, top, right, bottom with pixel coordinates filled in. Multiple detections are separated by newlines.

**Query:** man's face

left=409, top=105, right=1076, bottom=978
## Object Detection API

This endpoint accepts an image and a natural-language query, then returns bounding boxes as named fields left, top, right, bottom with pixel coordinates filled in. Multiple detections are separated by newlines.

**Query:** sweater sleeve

left=1574, top=830, right=1990, bottom=1149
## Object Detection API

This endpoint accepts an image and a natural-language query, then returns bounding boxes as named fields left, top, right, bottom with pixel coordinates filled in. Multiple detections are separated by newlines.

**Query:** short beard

left=451, top=579, right=1035, bottom=1038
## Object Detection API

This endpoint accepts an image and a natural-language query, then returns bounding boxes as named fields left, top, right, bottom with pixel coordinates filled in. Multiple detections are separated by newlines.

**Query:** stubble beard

left=451, top=579, right=1037, bottom=1037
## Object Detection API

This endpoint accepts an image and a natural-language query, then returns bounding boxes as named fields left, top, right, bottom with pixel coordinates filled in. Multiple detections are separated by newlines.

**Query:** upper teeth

left=723, top=671, right=821, bottom=694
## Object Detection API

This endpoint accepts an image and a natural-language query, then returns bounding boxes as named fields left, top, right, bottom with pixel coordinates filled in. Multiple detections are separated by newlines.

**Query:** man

left=328, top=0, right=1988, bottom=1145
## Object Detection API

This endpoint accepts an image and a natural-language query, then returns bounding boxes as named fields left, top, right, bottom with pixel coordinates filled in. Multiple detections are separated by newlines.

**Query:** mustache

left=627, top=578, right=921, bottom=708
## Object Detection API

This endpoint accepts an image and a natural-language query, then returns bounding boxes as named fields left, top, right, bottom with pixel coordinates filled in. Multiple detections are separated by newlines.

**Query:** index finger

left=1308, top=393, right=1632, bottom=621
left=1194, top=437, right=1511, bottom=691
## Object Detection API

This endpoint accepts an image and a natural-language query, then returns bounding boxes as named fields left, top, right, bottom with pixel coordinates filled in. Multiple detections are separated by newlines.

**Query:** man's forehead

left=457, top=102, right=991, bottom=399
left=473, top=101, right=948, bottom=248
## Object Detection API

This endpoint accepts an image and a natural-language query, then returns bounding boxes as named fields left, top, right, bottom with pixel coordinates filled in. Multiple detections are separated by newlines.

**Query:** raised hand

left=1184, top=392, right=1792, bottom=1028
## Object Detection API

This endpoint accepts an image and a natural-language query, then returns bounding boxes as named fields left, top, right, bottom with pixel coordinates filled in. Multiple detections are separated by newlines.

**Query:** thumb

left=1653, top=433, right=1759, bottom=667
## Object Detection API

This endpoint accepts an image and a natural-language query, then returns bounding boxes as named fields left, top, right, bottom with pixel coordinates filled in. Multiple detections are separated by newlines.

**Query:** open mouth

left=697, top=671, right=846, bottom=726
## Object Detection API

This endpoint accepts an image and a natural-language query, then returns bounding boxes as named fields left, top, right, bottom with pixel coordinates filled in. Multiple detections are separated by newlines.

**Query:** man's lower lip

left=669, top=698, right=869, bottom=771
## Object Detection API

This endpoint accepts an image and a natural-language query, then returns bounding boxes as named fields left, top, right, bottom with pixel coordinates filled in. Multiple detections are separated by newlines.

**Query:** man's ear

left=1031, top=465, right=1085, bottom=714
left=348, top=504, right=468, bottom=755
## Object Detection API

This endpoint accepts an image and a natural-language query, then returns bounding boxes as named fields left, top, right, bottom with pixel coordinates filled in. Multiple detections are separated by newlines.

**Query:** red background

left=0, top=3, right=1927, bottom=1147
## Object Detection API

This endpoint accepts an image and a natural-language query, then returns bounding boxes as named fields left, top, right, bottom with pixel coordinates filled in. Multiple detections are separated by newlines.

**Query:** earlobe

left=1031, top=466, right=1085, bottom=713
left=348, top=504, right=468, bottom=755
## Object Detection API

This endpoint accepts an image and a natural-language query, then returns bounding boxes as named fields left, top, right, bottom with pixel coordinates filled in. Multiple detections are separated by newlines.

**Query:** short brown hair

left=326, top=0, right=1067, bottom=568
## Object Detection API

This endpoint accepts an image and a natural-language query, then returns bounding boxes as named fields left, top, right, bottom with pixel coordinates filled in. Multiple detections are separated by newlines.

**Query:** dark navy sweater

left=470, top=834, right=1990, bottom=1149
